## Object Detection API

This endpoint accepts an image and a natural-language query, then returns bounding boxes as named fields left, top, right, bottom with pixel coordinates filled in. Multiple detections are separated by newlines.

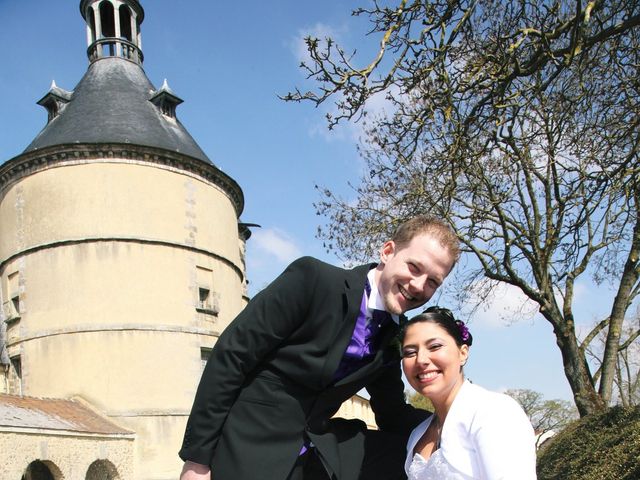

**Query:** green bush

left=537, top=405, right=640, bottom=480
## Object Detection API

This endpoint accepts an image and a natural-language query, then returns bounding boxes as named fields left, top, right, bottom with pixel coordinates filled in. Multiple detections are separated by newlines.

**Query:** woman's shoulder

left=439, top=381, right=537, bottom=478
left=451, top=381, right=534, bottom=446
left=454, top=381, right=518, bottom=410
left=443, top=381, right=533, bottom=441
left=464, top=382, right=529, bottom=420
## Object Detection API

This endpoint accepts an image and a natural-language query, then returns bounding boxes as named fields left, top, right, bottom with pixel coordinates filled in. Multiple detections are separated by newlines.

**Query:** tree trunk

left=548, top=312, right=607, bottom=416
left=599, top=206, right=640, bottom=403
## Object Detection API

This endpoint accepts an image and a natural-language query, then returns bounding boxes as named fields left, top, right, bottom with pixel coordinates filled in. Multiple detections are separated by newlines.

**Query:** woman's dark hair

left=401, top=306, right=473, bottom=347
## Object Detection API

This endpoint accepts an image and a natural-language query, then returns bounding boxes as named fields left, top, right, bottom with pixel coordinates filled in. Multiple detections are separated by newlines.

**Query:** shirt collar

left=367, top=268, right=400, bottom=324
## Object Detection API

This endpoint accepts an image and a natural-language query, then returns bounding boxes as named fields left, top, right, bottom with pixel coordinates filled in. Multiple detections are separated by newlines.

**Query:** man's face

left=374, top=233, right=455, bottom=315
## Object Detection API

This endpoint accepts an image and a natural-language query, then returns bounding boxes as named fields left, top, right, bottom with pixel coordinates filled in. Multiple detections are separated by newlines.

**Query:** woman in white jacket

left=401, top=307, right=537, bottom=480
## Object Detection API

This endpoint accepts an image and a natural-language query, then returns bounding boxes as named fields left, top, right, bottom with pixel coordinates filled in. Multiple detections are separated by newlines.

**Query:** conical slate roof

left=25, top=57, right=211, bottom=163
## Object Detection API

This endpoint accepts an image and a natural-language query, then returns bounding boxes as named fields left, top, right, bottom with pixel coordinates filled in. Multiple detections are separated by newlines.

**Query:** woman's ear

left=460, top=344, right=470, bottom=367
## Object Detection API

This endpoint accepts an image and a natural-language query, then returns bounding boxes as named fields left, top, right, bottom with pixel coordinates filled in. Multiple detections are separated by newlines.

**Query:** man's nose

left=409, top=275, right=428, bottom=295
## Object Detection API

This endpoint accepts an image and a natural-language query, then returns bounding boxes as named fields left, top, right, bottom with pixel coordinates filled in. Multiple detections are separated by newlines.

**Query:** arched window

left=99, top=1, right=115, bottom=37
left=98, top=1, right=116, bottom=56
left=119, top=6, right=132, bottom=41
left=21, top=460, right=59, bottom=480
left=86, top=459, right=120, bottom=480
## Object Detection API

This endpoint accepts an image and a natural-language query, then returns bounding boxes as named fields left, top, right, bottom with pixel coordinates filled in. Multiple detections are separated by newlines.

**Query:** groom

left=179, top=215, right=460, bottom=480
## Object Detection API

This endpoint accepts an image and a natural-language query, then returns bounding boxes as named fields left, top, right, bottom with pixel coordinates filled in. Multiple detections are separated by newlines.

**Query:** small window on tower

left=198, top=287, right=211, bottom=311
left=5, top=271, right=20, bottom=320
left=9, top=355, right=22, bottom=395
left=201, top=347, right=212, bottom=373
left=195, top=266, right=219, bottom=315
left=11, top=294, right=19, bottom=317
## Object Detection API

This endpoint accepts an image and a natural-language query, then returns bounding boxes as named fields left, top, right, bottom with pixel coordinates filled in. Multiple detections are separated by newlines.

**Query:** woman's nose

left=416, top=349, right=429, bottom=365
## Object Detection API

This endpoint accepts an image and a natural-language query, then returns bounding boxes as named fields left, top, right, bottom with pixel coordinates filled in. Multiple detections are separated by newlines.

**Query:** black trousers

left=286, top=430, right=408, bottom=480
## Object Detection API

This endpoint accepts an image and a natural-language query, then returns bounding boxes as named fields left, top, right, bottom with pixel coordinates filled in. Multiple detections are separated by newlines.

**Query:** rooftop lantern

left=80, top=0, right=144, bottom=64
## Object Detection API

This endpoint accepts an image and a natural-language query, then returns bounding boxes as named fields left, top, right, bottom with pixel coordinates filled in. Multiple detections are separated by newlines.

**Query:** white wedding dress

left=407, top=450, right=474, bottom=480
left=404, top=381, right=538, bottom=480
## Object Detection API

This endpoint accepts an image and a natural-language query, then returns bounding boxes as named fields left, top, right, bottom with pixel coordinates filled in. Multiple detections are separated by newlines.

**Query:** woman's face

left=401, top=321, right=469, bottom=404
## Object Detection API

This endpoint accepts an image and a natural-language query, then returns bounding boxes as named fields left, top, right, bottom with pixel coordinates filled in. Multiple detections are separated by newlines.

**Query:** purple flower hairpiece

left=456, top=320, right=470, bottom=343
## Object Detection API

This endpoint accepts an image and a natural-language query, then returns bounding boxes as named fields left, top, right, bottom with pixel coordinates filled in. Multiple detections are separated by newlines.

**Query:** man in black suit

left=179, top=215, right=460, bottom=480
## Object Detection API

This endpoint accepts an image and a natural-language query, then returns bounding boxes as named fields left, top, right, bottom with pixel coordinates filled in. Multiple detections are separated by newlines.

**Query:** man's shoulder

left=289, top=256, right=374, bottom=277
left=290, top=256, right=329, bottom=268
left=285, top=256, right=333, bottom=276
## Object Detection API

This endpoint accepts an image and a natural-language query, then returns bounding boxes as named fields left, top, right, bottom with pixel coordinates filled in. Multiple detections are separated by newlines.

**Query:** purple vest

left=332, top=279, right=391, bottom=381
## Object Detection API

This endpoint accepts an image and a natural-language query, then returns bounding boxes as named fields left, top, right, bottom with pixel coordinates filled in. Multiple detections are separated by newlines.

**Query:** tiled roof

left=0, top=394, right=133, bottom=435
left=24, top=57, right=212, bottom=164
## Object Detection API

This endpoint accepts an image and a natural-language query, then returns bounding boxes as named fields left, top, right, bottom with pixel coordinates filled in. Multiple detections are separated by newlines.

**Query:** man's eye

left=408, top=263, right=419, bottom=273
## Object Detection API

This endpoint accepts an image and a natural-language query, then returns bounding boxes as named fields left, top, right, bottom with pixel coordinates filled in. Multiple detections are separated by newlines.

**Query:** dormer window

left=149, top=79, right=183, bottom=119
left=36, top=81, right=73, bottom=123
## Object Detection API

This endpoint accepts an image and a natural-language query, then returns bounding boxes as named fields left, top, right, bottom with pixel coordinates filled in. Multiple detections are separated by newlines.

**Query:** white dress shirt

left=366, top=268, right=399, bottom=324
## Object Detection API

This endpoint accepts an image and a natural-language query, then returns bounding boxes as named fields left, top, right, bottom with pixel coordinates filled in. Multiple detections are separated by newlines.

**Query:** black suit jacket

left=179, top=257, right=426, bottom=479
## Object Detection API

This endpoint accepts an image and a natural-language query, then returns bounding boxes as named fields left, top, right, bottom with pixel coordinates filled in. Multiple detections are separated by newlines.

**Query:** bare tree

left=587, top=312, right=640, bottom=407
left=505, top=389, right=578, bottom=447
left=285, top=0, right=640, bottom=415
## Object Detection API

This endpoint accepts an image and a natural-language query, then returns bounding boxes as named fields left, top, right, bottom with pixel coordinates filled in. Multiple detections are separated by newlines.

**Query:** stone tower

left=0, top=1, right=247, bottom=478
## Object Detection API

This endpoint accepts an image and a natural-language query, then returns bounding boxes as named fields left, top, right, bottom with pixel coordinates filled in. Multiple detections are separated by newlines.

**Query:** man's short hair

left=392, top=215, right=460, bottom=262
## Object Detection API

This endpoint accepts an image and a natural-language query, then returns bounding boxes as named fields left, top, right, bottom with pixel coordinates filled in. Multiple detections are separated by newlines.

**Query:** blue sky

left=1, top=0, right=617, bottom=404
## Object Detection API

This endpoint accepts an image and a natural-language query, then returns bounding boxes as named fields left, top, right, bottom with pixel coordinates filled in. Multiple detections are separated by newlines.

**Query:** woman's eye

left=402, top=349, right=417, bottom=358
left=429, top=344, right=443, bottom=351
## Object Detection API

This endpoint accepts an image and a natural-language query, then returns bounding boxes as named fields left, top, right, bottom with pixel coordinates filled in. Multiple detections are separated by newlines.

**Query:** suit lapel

left=320, top=263, right=374, bottom=386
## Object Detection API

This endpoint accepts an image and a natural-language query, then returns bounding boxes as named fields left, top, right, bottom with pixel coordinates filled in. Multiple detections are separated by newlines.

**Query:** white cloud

left=307, top=77, right=399, bottom=145
left=467, top=280, right=539, bottom=328
left=251, top=228, right=302, bottom=264
left=289, top=22, right=345, bottom=67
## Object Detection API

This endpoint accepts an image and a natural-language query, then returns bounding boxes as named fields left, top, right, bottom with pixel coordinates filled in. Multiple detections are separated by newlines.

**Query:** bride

left=401, top=307, right=537, bottom=479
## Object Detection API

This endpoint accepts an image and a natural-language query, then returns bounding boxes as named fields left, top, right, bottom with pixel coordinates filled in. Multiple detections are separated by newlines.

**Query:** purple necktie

left=332, top=279, right=391, bottom=381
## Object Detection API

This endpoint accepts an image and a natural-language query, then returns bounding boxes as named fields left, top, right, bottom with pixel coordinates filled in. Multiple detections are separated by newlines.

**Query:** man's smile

left=399, top=285, right=416, bottom=302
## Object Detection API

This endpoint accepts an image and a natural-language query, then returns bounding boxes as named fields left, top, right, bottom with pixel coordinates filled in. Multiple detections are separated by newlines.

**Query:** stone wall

left=334, top=394, right=378, bottom=430
left=2, top=429, right=134, bottom=480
